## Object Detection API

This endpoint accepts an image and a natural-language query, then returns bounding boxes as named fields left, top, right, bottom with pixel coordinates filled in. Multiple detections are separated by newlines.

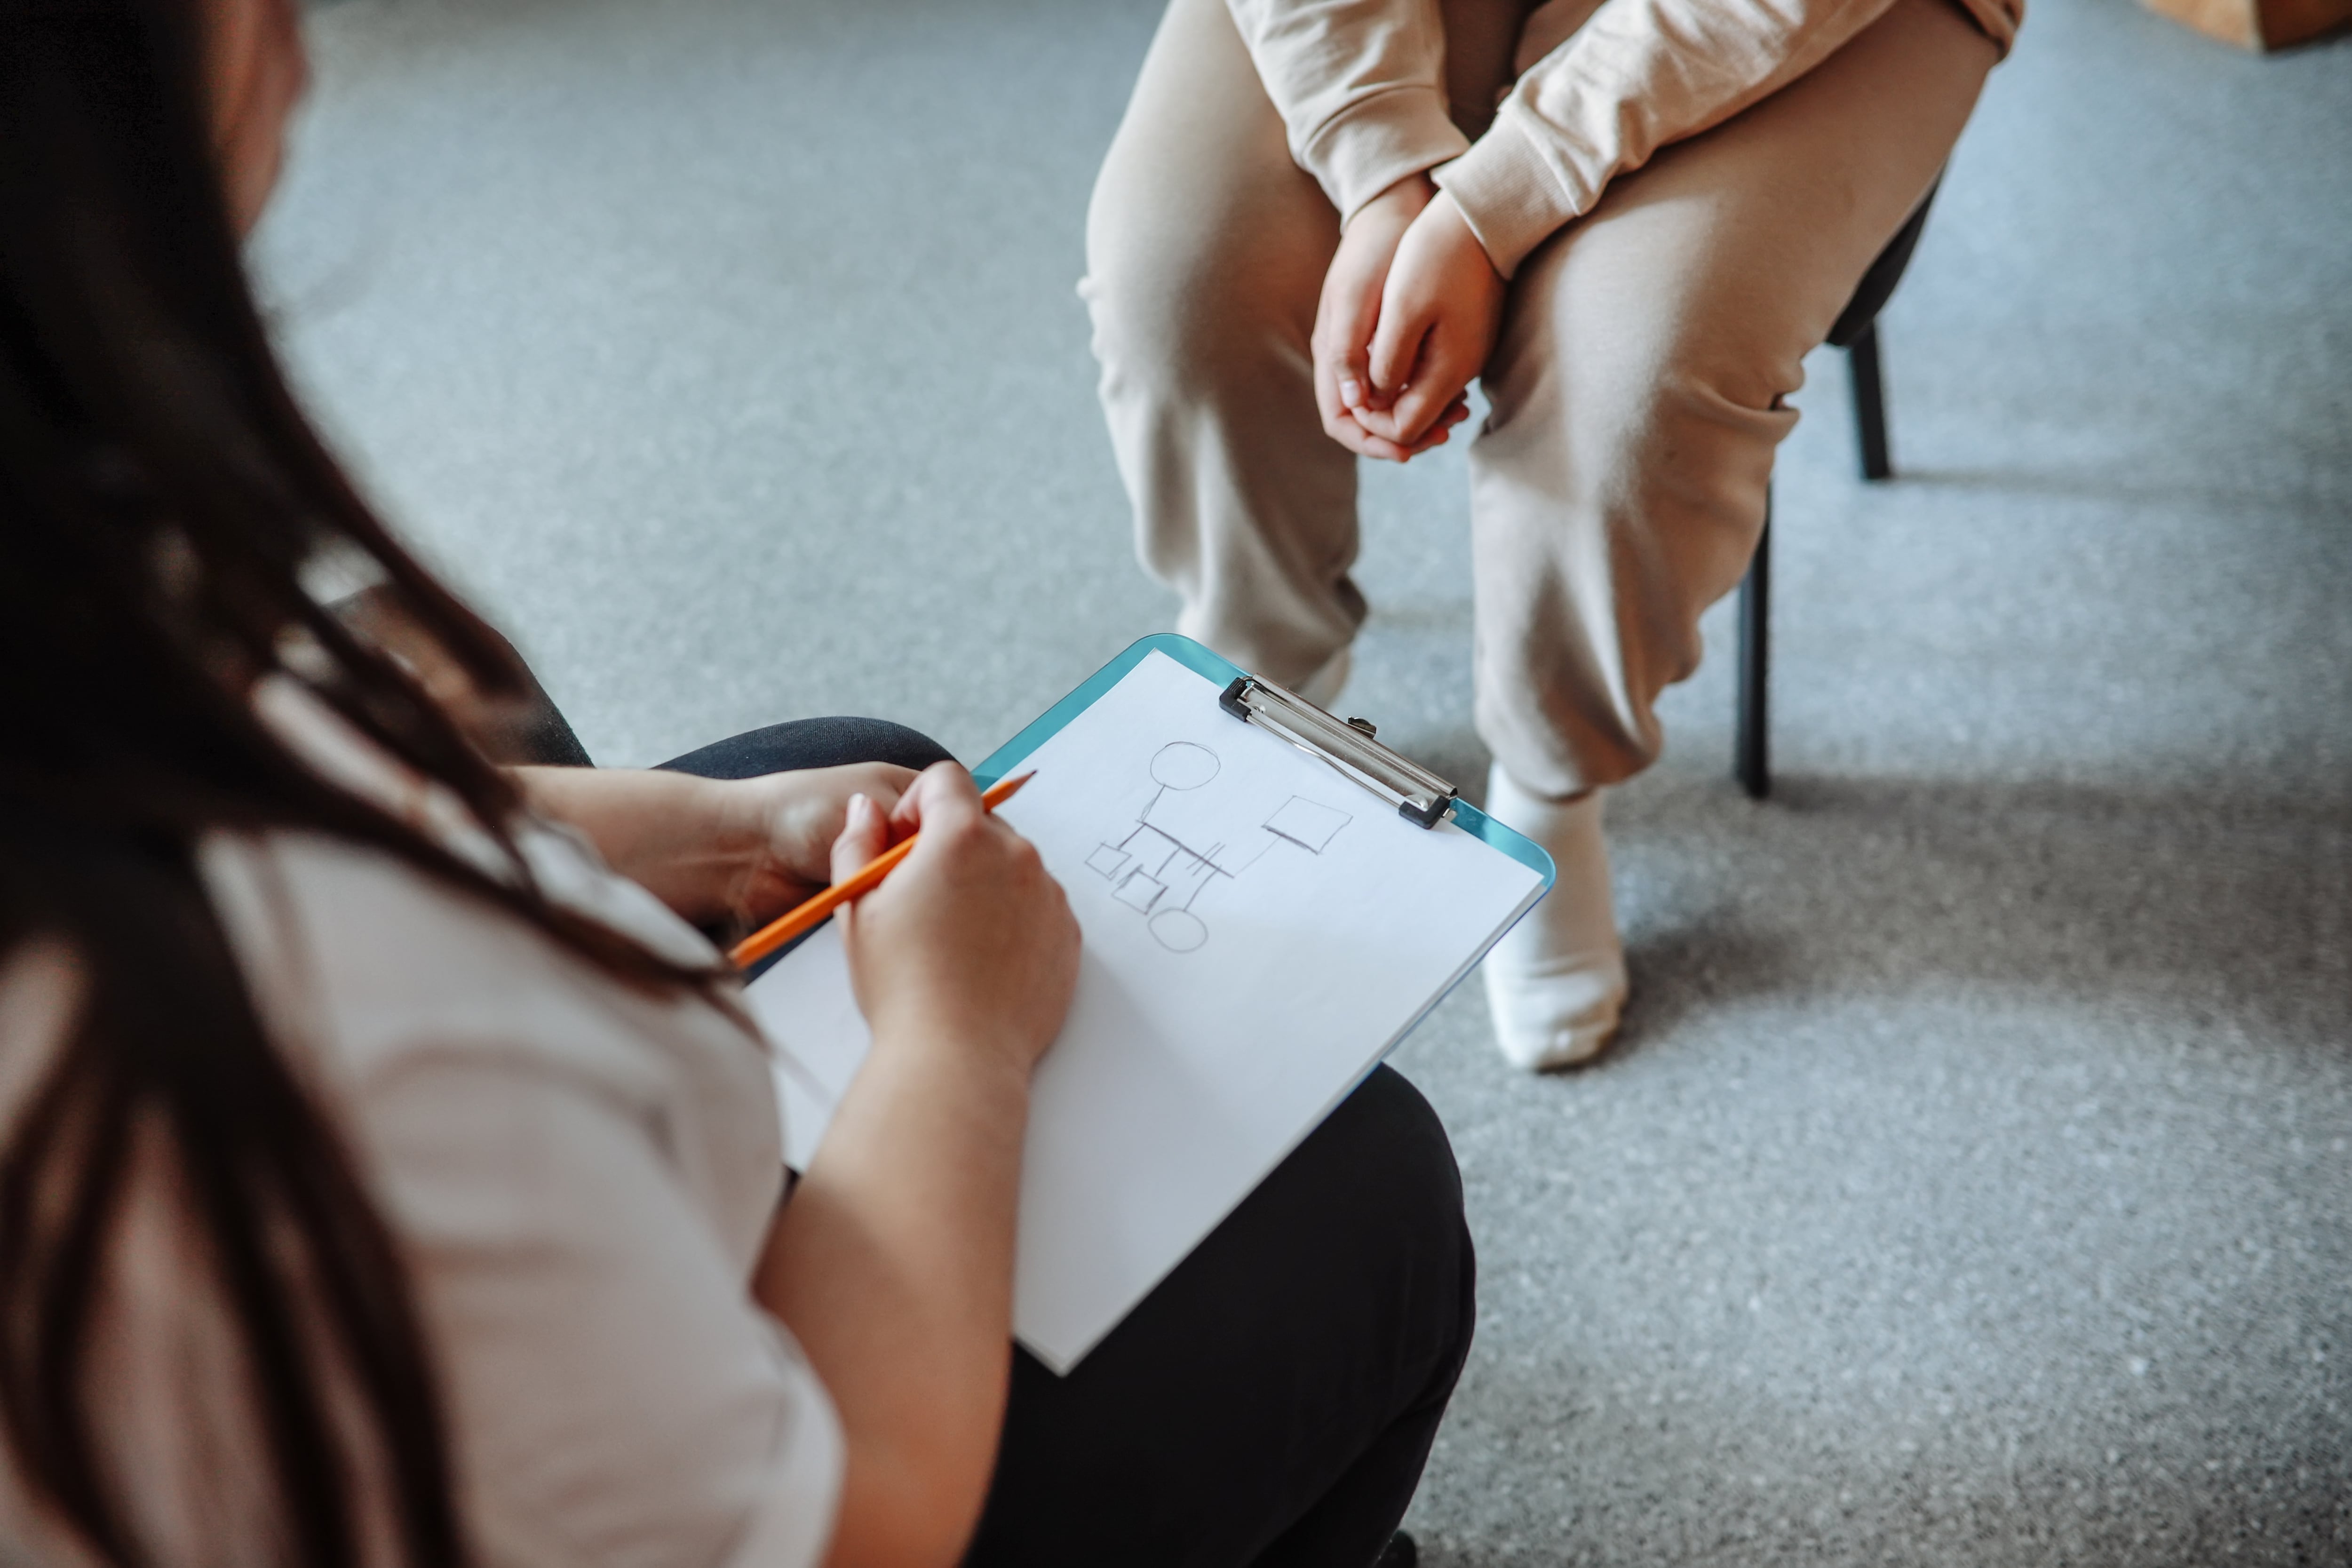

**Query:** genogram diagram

left=1085, top=741, right=1351, bottom=953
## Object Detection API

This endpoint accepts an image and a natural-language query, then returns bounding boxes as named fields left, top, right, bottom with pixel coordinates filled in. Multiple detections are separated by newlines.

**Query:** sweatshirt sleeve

left=1227, top=0, right=1472, bottom=224
left=1435, top=0, right=2008, bottom=277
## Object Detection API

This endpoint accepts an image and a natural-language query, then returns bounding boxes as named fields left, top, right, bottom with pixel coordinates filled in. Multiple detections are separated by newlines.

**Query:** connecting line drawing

left=1085, top=741, right=1351, bottom=953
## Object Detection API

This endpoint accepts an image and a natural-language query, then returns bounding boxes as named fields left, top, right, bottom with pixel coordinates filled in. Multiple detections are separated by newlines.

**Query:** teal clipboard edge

left=975, top=633, right=1557, bottom=892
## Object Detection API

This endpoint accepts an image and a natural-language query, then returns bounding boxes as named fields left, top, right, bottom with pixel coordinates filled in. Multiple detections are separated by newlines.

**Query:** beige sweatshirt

left=1227, top=0, right=2021, bottom=277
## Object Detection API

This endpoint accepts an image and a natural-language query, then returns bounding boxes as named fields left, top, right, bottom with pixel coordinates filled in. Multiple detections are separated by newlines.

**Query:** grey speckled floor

left=259, top=0, right=2352, bottom=1561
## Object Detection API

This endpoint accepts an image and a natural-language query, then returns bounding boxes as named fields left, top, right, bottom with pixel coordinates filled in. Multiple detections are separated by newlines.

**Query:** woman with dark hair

left=0, top=2, right=1474, bottom=1566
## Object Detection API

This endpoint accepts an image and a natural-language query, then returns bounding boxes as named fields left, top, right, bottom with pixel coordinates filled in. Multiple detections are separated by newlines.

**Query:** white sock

left=1478, top=764, right=1628, bottom=1070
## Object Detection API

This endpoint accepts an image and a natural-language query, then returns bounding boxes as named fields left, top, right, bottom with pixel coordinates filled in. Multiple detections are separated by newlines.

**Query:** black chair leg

left=1735, top=497, right=1770, bottom=799
left=1849, top=321, right=1891, bottom=482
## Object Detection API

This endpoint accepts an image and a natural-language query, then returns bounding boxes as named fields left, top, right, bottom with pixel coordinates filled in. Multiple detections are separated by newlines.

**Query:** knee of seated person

left=836, top=717, right=958, bottom=775
left=1085, top=241, right=1305, bottom=406
left=1086, top=284, right=1267, bottom=408
left=1510, top=358, right=1781, bottom=542
left=656, top=716, right=954, bottom=780
left=1314, top=1067, right=1465, bottom=1238
left=1583, top=327, right=1794, bottom=478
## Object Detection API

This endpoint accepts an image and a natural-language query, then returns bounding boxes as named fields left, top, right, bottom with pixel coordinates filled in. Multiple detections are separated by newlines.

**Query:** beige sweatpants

left=1083, top=0, right=2000, bottom=798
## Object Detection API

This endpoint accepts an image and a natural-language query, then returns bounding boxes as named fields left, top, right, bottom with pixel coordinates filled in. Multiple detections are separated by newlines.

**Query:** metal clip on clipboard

left=1218, top=677, right=1457, bottom=828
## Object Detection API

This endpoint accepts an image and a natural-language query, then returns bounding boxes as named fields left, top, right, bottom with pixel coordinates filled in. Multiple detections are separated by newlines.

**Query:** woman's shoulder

left=228, top=674, right=751, bottom=1074
left=199, top=823, right=761, bottom=1116
left=202, top=824, right=787, bottom=1255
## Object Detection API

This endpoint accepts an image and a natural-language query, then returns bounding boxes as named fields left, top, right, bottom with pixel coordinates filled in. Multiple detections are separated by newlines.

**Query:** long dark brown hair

left=0, top=2, right=709, bottom=1562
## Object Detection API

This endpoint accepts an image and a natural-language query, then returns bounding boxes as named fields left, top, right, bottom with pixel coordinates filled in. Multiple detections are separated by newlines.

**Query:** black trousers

left=649, top=717, right=1477, bottom=1566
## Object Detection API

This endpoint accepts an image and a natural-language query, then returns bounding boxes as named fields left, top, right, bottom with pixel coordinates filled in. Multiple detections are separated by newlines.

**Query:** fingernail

left=846, top=793, right=869, bottom=823
left=1340, top=379, right=1362, bottom=408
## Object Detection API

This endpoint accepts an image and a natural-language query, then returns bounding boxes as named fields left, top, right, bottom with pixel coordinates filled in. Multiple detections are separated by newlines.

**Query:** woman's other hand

left=830, top=763, right=1079, bottom=1080
left=1352, top=191, right=1506, bottom=453
left=1312, top=175, right=1473, bottom=463
left=720, top=763, right=918, bottom=921
left=515, top=763, right=916, bottom=931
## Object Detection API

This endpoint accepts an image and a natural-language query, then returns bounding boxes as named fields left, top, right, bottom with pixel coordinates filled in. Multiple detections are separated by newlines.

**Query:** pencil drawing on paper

left=1085, top=741, right=1351, bottom=952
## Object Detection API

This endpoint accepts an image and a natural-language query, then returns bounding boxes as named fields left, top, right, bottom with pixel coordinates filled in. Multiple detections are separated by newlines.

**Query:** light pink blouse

left=0, top=687, right=841, bottom=1568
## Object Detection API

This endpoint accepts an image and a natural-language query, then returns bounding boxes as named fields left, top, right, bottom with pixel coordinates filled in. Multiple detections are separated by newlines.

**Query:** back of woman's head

left=0, top=4, right=689, bottom=1562
left=0, top=0, right=519, bottom=807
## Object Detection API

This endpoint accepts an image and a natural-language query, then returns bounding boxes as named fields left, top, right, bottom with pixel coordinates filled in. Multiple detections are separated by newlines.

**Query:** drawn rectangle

left=1264, top=795, right=1350, bottom=853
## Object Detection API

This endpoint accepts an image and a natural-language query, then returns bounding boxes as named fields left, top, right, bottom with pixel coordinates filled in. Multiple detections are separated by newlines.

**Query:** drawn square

left=1264, top=796, right=1350, bottom=853
left=1087, top=844, right=1131, bottom=880
left=1113, top=869, right=1166, bottom=912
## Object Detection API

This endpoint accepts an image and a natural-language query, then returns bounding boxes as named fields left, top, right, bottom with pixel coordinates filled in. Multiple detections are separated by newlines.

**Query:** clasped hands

left=1313, top=175, right=1506, bottom=463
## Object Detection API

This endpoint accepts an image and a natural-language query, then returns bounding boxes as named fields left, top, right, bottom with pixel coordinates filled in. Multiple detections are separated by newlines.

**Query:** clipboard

left=747, top=634, right=1554, bottom=1371
left=975, top=633, right=1555, bottom=883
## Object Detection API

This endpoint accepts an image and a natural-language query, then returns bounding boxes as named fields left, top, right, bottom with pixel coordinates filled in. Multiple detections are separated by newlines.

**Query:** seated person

left=1084, top=0, right=2016, bottom=1069
left=0, top=2, right=1472, bottom=1565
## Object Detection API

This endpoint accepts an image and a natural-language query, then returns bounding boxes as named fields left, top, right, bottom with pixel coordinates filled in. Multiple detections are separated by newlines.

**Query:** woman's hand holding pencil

left=728, top=770, right=1036, bottom=966
left=793, top=763, right=1079, bottom=1080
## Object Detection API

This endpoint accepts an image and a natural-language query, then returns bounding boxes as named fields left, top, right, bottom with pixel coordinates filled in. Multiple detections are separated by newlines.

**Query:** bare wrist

left=867, top=1004, right=1040, bottom=1107
left=1428, top=191, right=1502, bottom=280
left=701, top=774, right=781, bottom=864
left=1349, top=171, right=1436, bottom=231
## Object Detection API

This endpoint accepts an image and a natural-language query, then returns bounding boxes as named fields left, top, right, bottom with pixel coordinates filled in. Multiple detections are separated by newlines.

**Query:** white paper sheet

left=746, top=650, right=1545, bottom=1371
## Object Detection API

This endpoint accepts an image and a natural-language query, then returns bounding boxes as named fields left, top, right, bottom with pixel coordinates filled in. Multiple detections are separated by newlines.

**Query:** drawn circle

left=1150, top=741, right=1219, bottom=791
left=1148, top=908, right=1209, bottom=953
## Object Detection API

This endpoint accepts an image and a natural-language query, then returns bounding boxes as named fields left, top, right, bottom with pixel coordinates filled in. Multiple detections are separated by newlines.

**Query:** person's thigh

left=1084, top=0, right=1332, bottom=389
left=1084, top=0, right=1369, bottom=687
left=1468, top=0, right=2002, bottom=796
left=964, top=1065, right=1475, bottom=1568
left=1495, top=0, right=1999, bottom=438
left=655, top=717, right=953, bottom=780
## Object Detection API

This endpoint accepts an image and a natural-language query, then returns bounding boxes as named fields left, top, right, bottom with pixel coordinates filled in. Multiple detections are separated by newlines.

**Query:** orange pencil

left=728, top=772, right=1036, bottom=969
